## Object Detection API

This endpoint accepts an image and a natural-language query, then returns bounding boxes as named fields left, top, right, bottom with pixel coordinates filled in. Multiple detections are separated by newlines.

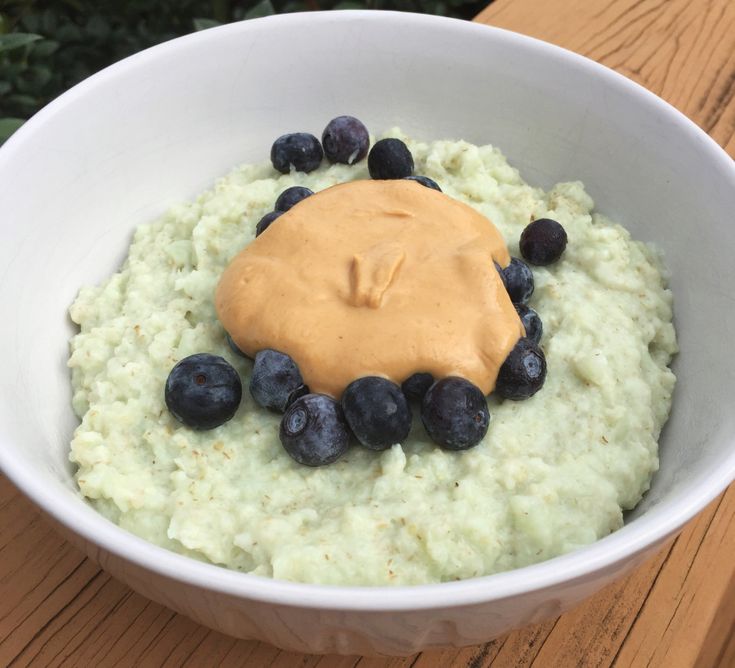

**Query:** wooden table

left=3, top=0, right=735, bottom=665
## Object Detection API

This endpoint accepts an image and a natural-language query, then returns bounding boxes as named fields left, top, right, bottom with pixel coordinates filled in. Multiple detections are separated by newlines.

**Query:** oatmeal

left=68, top=131, right=677, bottom=585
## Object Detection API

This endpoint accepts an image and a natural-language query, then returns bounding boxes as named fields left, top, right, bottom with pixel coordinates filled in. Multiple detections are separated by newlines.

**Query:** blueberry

left=226, top=333, right=249, bottom=358
left=255, top=210, right=283, bottom=236
left=496, top=257, right=534, bottom=304
left=250, top=349, right=307, bottom=413
left=280, top=394, right=351, bottom=466
left=403, top=175, right=441, bottom=191
left=341, top=376, right=411, bottom=450
left=514, top=304, right=543, bottom=344
left=421, top=377, right=489, bottom=451
left=284, top=383, right=310, bottom=409
left=401, top=372, right=435, bottom=402
left=520, top=218, right=568, bottom=265
left=165, top=353, right=242, bottom=430
left=367, top=138, right=414, bottom=179
left=274, top=186, right=313, bottom=212
left=495, top=337, right=547, bottom=400
left=322, top=115, right=370, bottom=165
left=271, top=133, right=323, bottom=174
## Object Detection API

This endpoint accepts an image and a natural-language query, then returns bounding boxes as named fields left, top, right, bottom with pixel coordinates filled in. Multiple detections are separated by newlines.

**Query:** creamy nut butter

left=215, top=179, right=524, bottom=398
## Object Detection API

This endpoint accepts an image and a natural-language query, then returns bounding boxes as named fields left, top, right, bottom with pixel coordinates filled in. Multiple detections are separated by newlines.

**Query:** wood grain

left=2, top=0, right=735, bottom=665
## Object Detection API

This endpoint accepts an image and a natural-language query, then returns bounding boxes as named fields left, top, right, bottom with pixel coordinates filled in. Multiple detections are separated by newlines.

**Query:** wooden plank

left=696, top=572, right=735, bottom=668
left=613, top=488, right=735, bottom=667
left=474, top=0, right=735, bottom=150
left=2, top=0, right=735, bottom=665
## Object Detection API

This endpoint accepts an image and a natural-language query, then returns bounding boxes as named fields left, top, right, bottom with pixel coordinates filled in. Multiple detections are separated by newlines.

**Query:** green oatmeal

left=68, top=131, right=677, bottom=585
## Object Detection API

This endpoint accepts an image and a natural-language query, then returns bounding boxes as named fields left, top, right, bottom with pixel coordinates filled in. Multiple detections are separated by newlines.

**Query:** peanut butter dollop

left=215, top=180, right=524, bottom=398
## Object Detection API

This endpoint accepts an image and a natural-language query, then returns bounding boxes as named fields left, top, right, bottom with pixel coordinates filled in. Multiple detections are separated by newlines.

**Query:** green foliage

left=0, top=0, right=486, bottom=143
left=0, top=116, right=24, bottom=143
left=0, top=32, right=41, bottom=51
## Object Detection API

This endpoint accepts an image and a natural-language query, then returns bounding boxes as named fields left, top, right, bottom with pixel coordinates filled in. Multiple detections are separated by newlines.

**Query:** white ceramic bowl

left=1, top=10, right=734, bottom=656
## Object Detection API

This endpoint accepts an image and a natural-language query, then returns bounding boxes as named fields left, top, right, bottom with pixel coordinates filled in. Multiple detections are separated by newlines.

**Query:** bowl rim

left=2, top=9, right=735, bottom=612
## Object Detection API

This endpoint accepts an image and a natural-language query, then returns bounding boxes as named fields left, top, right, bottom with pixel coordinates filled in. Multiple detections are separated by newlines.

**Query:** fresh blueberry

left=165, top=353, right=242, bottom=430
left=255, top=210, right=283, bottom=236
left=495, top=337, right=547, bottom=400
left=284, top=382, right=310, bottom=409
left=280, top=393, right=351, bottom=466
left=403, top=175, right=441, bottom=191
left=401, top=372, right=435, bottom=402
left=421, top=377, right=489, bottom=451
left=250, top=349, right=307, bottom=413
left=271, top=133, right=323, bottom=174
left=520, top=218, right=568, bottom=265
left=367, top=138, right=414, bottom=179
left=496, top=257, right=534, bottom=304
left=515, top=304, right=543, bottom=344
left=341, top=376, right=412, bottom=450
left=322, top=115, right=370, bottom=165
left=226, top=333, right=249, bottom=358
left=274, top=186, right=314, bottom=212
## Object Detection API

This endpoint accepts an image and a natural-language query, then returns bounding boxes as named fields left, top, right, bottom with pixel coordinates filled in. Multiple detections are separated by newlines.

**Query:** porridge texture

left=68, top=131, right=677, bottom=585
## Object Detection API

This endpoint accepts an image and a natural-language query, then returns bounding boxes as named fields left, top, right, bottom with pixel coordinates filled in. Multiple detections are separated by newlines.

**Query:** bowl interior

left=1, top=11, right=734, bottom=603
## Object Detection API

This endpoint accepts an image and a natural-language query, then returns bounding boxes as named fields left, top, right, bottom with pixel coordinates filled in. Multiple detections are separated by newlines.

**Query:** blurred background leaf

left=0, top=117, right=24, bottom=143
left=0, top=0, right=487, bottom=144
left=192, top=17, right=222, bottom=30
left=244, top=0, right=275, bottom=19
left=0, top=32, right=41, bottom=51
